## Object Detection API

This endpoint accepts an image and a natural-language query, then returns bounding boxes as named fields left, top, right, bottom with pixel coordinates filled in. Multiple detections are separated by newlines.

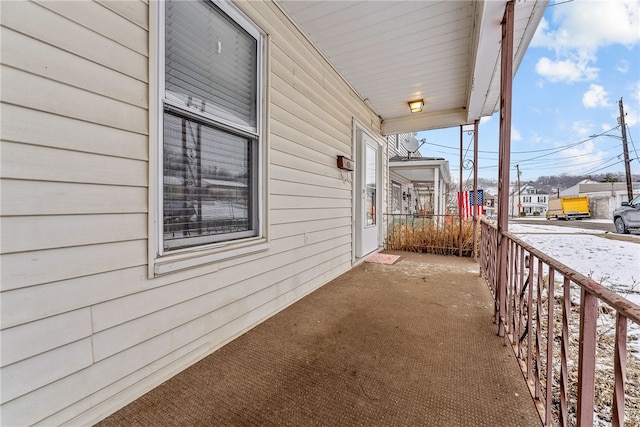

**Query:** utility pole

left=619, top=98, right=633, bottom=201
left=516, top=164, right=522, bottom=216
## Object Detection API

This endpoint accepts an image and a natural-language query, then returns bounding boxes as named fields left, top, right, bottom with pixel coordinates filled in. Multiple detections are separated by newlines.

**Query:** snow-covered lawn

left=507, top=221, right=640, bottom=426
left=508, top=221, right=640, bottom=305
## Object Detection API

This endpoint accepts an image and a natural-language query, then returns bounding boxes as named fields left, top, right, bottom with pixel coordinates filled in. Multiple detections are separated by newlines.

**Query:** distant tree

left=600, top=173, right=619, bottom=183
left=479, top=171, right=638, bottom=193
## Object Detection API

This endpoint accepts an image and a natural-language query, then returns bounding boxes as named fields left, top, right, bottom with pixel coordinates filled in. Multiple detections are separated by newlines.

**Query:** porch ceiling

left=390, top=157, right=451, bottom=186
left=276, top=0, right=547, bottom=135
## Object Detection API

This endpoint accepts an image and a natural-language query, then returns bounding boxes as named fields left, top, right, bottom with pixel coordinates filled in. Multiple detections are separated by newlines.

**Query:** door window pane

left=365, top=144, right=377, bottom=226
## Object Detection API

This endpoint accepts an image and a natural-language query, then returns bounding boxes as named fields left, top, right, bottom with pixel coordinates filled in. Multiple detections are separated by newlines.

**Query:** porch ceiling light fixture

left=408, top=99, right=424, bottom=113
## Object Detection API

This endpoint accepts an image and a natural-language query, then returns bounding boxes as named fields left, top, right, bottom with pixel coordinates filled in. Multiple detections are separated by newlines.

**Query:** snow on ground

left=512, top=222, right=640, bottom=395
left=511, top=230, right=639, bottom=305
left=508, top=222, right=640, bottom=305
left=506, top=220, right=640, bottom=425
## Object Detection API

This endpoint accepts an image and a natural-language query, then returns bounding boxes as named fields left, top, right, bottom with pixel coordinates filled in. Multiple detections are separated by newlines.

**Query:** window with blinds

left=162, top=0, right=261, bottom=251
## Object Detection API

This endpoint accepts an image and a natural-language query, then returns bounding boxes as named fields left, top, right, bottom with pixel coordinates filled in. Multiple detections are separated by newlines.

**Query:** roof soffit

left=276, top=1, right=548, bottom=135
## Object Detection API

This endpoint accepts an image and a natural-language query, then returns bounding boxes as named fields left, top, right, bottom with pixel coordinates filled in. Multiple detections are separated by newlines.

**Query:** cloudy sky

left=417, top=0, right=640, bottom=183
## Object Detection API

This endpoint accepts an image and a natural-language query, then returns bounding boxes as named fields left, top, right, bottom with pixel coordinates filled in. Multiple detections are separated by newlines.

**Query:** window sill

left=154, top=239, right=269, bottom=276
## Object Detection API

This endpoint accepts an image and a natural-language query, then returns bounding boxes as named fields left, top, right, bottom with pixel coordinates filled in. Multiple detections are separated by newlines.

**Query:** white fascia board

left=466, top=0, right=505, bottom=123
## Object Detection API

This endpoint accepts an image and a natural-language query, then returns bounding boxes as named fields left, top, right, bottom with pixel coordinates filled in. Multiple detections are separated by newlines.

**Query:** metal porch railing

left=480, top=220, right=640, bottom=426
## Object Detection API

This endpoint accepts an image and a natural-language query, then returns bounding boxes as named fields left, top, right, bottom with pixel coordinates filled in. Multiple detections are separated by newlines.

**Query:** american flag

left=457, top=190, right=485, bottom=219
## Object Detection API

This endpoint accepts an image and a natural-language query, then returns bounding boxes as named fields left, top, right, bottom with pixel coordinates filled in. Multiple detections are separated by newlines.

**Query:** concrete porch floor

left=97, top=251, right=542, bottom=426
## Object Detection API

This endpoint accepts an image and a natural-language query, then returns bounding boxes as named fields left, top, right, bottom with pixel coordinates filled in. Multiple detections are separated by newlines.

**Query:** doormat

left=365, top=253, right=401, bottom=265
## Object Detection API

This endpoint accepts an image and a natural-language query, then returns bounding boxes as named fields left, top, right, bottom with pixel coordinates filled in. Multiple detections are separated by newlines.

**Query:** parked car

left=613, top=194, right=640, bottom=234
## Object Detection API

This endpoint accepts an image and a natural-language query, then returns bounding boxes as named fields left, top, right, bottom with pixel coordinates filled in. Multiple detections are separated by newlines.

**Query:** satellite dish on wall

left=401, top=137, right=420, bottom=153
left=401, top=138, right=427, bottom=159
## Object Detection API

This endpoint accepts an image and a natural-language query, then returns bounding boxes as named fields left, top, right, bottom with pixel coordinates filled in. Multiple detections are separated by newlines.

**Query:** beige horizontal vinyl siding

left=0, top=0, right=151, bottom=424
left=0, top=0, right=383, bottom=425
left=0, top=0, right=149, bottom=298
left=1, top=0, right=148, bottom=82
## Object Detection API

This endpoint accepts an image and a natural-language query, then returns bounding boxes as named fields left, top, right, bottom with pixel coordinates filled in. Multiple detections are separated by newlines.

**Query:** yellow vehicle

left=546, top=196, right=591, bottom=220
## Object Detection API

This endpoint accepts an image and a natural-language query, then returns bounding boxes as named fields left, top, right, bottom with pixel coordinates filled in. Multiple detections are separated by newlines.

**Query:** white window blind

left=165, top=0, right=257, bottom=131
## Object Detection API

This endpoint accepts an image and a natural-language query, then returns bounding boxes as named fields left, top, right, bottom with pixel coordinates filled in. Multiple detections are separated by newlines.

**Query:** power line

left=512, top=150, right=610, bottom=166
left=581, top=159, right=626, bottom=175
left=627, top=124, right=640, bottom=163
left=421, top=124, right=636, bottom=178
left=423, top=125, right=621, bottom=156
left=473, top=152, right=625, bottom=173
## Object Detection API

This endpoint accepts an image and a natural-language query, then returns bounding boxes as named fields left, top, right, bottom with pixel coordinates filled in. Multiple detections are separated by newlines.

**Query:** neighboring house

left=560, top=179, right=640, bottom=219
left=0, top=1, right=546, bottom=425
left=387, top=133, right=451, bottom=217
left=510, top=183, right=549, bottom=216
left=483, top=190, right=498, bottom=218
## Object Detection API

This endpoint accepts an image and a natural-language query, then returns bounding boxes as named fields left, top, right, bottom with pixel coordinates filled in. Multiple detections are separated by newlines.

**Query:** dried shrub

left=386, top=217, right=478, bottom=256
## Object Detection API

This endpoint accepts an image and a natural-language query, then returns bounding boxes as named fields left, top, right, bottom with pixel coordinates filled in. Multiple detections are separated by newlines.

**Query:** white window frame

left=149, top=0, right=269, bottom=276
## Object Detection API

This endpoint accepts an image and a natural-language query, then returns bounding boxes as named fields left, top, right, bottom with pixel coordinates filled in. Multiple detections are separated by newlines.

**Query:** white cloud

left=633, top=81, right=640, bottom=103
left=582, top=84, right=611, bottom=108
left=535, top=57, right=599, bottom=83
left=600, top=122, right=616, bottom=132
left=531, top=0, right=640, bottom=83
left=512, top=127, right=522, bottom=141
left=479, top=115, right=492, bottom=125
left=620, top=104, right=639, bottom=127
left=571, top=121, right=594, bottom=137
left=616, top=59, right=630, bottom=73
left=532, top=1, right=640, bottom=53
left=623, top=110, right=638, bottom=127
left=530, top=132, right=544, bottom=144
left=624, top=81, right=640, bottom=126
left=531, top=17, right=551, bottom=47
left=560, top=140, right=607, bottom=175
left=605, top=82, right=640, bottom=127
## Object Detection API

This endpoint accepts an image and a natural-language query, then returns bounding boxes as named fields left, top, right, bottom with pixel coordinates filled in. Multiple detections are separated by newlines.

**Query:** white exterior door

left=356, top=131, right=380, bottom=258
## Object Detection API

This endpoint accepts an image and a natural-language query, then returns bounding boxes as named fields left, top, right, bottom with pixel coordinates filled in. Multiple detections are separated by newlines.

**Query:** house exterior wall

left=560, top=181, right=640, bottom=218
left=508, top=185, right=549, bottom=216
left=387, top=133, right=418, bottom=215
left=0, top=1, right=383, bottom=425
left=389, top=173, right=415, bottom=214
left=389, top=132, right=416, bottom=158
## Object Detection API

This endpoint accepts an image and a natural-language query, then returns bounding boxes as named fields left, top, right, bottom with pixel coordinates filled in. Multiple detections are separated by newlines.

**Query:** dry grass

left=386, top=217, right=479, bottom=256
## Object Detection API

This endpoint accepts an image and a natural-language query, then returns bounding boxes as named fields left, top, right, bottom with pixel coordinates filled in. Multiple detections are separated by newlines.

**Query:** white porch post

left=434, top=167, right=440, bottom=219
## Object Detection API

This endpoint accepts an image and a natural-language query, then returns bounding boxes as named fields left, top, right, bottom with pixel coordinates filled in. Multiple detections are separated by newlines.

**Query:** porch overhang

left=277, top=0, right=548, bottom=135
left=389, top=156, right=451, bottom=188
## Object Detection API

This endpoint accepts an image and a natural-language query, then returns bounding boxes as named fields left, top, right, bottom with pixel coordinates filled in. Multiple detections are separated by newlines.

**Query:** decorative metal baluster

left=526, top=253, right=534, bottom=380
left=517, top=246, right=527, bottom=360
left=612, top=312, right=627, bottom=427
left=576, top=290, right=597, bottom=427
left=510, top=239, right=517, bottom=338
left=559, top=277, right=570, bottom=426
left=545, top=268, right=555, bottom=426
left=534, top=259, right=543, bottom=403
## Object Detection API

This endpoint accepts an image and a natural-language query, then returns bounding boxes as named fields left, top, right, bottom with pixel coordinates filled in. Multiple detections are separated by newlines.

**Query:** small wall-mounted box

left=337, top=155, right=354, bottom=171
